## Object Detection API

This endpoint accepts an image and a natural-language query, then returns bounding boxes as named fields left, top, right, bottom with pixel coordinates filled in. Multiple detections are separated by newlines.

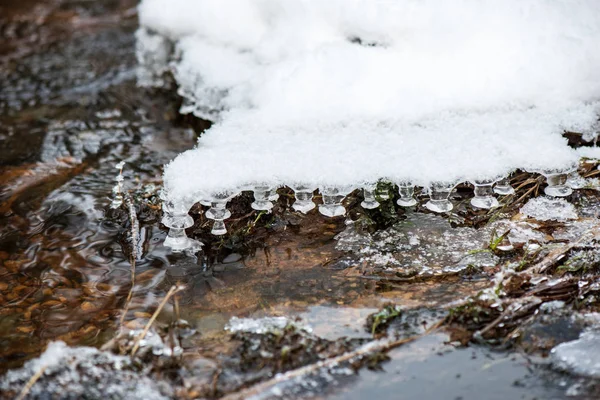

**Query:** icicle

left=161, top=193, right=202, bottom=252
left=397, top=182, right=417, bottom=207
left=110, top=161, right=126, bottom=209
left=493, top=177, right=515, bottom=195
left=361, top=183, right=380, bottom=210
left=290, top=184, right=316, bottom=213
left=319, top=186, right=351, bottom=217
left=205, top=191, right=237, bottom=235
left=470, top=179, right=499, bottom=209
left=567, top=170, right=586, bottom=189
left=542, top=170, right=572, bottom=197
left=424, top=182, right=455, bottom=213
left=268, top=187, right=280, bottom=202
left=251, top=184, right=276, bottom=211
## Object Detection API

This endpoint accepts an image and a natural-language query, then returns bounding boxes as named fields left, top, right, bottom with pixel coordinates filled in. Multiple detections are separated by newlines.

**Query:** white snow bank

left=137, top=0, right=600, bottom=200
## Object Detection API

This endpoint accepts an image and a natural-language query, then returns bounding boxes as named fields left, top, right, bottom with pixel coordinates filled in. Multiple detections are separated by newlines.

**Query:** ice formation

left=520, top=197, right=578, bottom=222
left=225, top=316, right=307, bottom=335
left=136, top=0, right=600, bottom=241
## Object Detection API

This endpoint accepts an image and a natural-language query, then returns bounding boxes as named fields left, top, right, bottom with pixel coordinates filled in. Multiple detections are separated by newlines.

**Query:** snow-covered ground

left=137, top=0, right=600, bottom=201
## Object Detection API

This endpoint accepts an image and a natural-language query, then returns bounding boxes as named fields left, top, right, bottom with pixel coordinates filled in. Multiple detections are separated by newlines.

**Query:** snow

left=225, top=316, right=305, bottom=334
left=551, top=331, right=600, bottom=378
left=520, top=197, right=578, bottom=222
left=577, top=146, right=600, bottom=160
left=137, top=0, right=600, bottom=201
left=0, top=341, right=171, bottom=399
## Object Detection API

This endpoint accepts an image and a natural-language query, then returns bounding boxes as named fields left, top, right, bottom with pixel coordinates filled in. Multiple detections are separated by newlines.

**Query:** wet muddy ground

left=2, top=1, right=600, bottom=399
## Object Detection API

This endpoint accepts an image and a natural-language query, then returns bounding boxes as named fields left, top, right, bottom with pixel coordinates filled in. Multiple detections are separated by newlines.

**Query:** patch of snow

left=0, top=341, right=171, bottom=400
left=551, top=331, right=600, bottom=378
left=520, top=197, right=578, bottom=222
left=225, top=316, right=307, bottom=334
left=577, top=147, right=600, bottom=160
left=137, top=0, right=600, bottom=200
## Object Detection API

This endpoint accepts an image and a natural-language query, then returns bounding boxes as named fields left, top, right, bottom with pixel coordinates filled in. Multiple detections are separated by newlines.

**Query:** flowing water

left=0, top=1, right=598, bottom=398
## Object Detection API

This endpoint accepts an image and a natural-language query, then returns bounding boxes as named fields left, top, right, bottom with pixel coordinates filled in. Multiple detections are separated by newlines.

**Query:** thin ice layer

left=137, top=0, right=600, bottom=199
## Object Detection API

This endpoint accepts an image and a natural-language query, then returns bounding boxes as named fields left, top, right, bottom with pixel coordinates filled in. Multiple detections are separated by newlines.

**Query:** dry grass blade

left=513, top=178, right=542, bottom=205
left=130, top=285, right=184, bottom=357
left=583, top=169, right=600, bottom=179
left=16, top=365, right=47, bottom=400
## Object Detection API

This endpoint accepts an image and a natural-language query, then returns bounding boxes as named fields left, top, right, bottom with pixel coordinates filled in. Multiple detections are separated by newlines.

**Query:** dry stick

left=221, top=319, right=445, bottom=400
left=583, top=169, right=600, bottom=178
left=513, top=177, right=538, bottom=192
left=130, top=285, right=183, bottom=357
left=16, top=365, right=47, bottom=400
left=526, top=232, right=598, bottom=274
left=476, top=297, right=541, bottom=338
left=513, top=183, right=539, bottom=206
left=119, top=193, right=139, bottom=327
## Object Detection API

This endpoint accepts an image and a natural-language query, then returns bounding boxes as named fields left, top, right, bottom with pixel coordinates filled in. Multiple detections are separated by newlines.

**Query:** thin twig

left=119, top=193, right=139, bottom=327
left=514, top=183, right=539, bottom=206
left=513, top=177, right=538, bottom=192
left=583, top=169, right=600, bottom=178
left=221, top=319, right=445, bottom=400
left=16, top=365, right=47, bottom=400
left=130, top=285, right=183, bottom=357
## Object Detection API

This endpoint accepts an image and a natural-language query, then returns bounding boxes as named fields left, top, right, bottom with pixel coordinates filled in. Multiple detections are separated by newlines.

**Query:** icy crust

left=225, top=316, right=300, bottom=334
left=0, top=341, right=171, bottom=400
left=520, top=197, right=578, bottom=222
left=137, top=0, right=600, bottom=199
left=135, top=28, right=172, bottom=88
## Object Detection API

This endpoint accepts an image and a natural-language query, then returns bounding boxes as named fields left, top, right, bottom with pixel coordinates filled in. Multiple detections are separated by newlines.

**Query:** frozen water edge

left=136, top=0, right=600, bottom=202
